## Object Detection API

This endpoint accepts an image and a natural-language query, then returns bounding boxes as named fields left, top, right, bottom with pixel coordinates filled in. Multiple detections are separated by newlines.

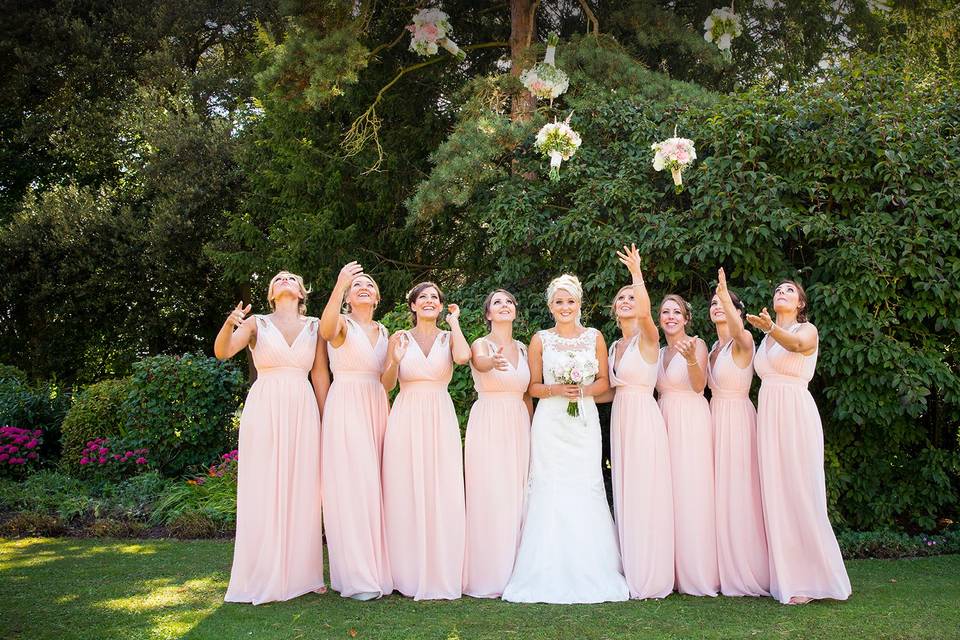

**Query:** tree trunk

left=510, top=0, right=537, bottom=122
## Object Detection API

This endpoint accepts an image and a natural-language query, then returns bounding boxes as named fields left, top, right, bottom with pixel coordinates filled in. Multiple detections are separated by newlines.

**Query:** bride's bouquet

left=703, top=6, right=743, bottom=60
left=550, top=350, right=600, bottom=418
left=520, top=32, right=569, bottom=104
left=407, top=8, right=466, bottom=61
left=535, top=114, right=582, bottom=181
left=651, top=135, right=697, bottom=192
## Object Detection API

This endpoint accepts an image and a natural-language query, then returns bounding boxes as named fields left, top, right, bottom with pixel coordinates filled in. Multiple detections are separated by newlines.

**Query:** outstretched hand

left=226, top=301, right=252, bottom=329
left=746, top=307, right=774, bottom=332
left=446, top=303, right=461, bottom=324
left=388, top=332, right=409, bottom=364
left=676, top=336, right=700, bottom=364
left=616, top=243, right=646, bottom=283
left=336, top=261, right=364, bottom=291
left=491, top=346, right=510, bottom=371
left=716, top=267, right=730, bottom=301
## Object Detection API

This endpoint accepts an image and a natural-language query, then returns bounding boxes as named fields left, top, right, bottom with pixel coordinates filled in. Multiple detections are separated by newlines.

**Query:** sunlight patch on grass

left=97, top=577, right=223, bottom=613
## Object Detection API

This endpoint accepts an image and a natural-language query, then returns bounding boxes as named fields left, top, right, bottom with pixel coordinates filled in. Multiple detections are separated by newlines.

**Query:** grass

left=0, top=538, right=958, bottom=640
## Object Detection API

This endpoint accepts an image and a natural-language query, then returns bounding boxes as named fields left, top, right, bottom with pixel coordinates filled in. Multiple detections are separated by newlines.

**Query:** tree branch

left=577, top=0, right=599, bottom=35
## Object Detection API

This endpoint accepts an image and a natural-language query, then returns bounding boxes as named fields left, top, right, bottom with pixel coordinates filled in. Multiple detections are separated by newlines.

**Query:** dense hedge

left=60, top=378, right=131, bottom=474
left=409, top=40, right=960, bottom=531
left=121, top=353, right=243, bottom=477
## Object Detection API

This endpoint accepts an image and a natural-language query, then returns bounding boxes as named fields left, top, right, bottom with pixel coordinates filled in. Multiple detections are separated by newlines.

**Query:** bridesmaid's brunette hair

left=713, top=290, right=746, bottom=321
left=342, top=274, right=381, bottom=314
left=775, top=280, right=809, bottom=323
left=268, top=271, right=310, bottom=316
left=659, top=293, right=692, bottom=321
left=482, top=289, right=518, bottom=331
left=407, top=281, right=445, bottom=326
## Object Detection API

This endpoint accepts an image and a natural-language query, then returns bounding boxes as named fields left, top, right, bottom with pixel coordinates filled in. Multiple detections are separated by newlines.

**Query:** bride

left=502, top=274, right=630, bottom=604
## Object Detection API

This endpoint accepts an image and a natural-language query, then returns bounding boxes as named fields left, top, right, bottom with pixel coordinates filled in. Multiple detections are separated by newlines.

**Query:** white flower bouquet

left=703, top=6, right=743, bottom=60
left=651, top=135, right=697, bottom=192
left=550, top=350, right=599, bottom=417
left=407, top=8, right=465, bottom=61
left=535, top=114, right=582, bottom=181
left=520, top=32, right=569, bottom=104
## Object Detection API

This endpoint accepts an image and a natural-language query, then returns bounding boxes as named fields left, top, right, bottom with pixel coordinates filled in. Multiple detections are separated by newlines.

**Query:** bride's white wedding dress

left=502, top=328, right=629, bottom=604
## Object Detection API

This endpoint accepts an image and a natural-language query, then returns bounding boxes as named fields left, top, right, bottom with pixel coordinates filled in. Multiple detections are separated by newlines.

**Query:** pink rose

left=422, top=23, right=439, bottom=39
left=25, top=440, right=37, bottom=449
left=136, top=457, right=147, bottom=465
left=99, top=447, right=108, bottom=454
left=0, top=454, right=8, bottom=462
left=98, top=457, right=108, bottom=464
left=27, top=452, right=37, bottom=460
left=80, top=457, right=89, bottom=465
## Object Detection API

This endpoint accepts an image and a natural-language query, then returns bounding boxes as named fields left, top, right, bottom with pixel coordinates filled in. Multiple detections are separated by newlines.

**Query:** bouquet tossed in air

left=651, top=134, right=697, bottom=192
left=535, top=113, right=582, bottom=181
left=520, top=32, right=569, bottom=104
left=407, top=8, right=466, bottom=61
left=703, top=6, right=743, bottom=60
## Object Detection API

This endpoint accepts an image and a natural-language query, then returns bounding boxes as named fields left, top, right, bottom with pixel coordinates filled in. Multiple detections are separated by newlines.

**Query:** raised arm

left=746, top=308, right=818, bottom=355
left=320, top=262, right=364, bottom=347
left=617, top=243, right=660, bottom=352
left=716, top=267, right=753, bottom=361
left=676, top=336, right=708, bottom=393
left=471, top=338, right=510, bottom=373
left=310, top=333, right=331, bottom=414
left=214, top=301, right=257, bottom=360
left=446, top=304, right=472, bottom=365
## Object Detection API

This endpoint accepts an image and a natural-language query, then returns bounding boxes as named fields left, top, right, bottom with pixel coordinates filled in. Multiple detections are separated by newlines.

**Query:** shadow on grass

left=1, top=538, right=959, bottom=640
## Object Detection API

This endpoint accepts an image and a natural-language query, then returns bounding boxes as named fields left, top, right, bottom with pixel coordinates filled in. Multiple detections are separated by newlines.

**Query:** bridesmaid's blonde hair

left=267, top=271, right=310, bottom=316
left=342, top=274, right=381, bottom=314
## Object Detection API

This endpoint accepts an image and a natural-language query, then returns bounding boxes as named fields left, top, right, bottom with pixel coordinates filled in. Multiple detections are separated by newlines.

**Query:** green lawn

left=1, top=538, right=957, bottom=640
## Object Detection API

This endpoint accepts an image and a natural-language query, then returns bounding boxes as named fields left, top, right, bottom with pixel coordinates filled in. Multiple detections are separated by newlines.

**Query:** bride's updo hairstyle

left=546, top=274, right=584, bottom=325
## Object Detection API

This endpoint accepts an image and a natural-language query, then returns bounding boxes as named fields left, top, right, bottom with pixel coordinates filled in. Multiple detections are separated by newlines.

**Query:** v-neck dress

left=755, top=323, right=851, bottom=603
left=321, top=317, right=392, bottom=598
left=609, top=336, right=674, bottom=599
left=225, top=315, right=325, bottom=605
left=463, top=338, right=531, bottom=598
left=657, top=346, right=720, bottom=596
left=707, top=339, right=770, bottom=597
left=381, top=330, right=466, bottom=600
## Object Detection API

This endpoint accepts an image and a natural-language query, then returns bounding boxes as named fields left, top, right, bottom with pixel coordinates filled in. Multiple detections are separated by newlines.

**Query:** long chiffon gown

left=657, top=346, right=720, bottom=597
left=502, top=328, right=629, bottom=604
left=755, top=323, right=851, bottom=604
left=321, top=317, right=392, bottom=598
left=707, top=339, right=770, bottom=597
left=381, top=330, right=465, bottom=600
left=225, top=315, right=325, bottom=605
left=463, top=339, right=531, bottom=598
left=609, top=335, right=675, bottom=599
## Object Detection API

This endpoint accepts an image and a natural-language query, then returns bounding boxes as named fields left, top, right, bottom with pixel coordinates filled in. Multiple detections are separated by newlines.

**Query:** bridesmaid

left=708, top=268, right=770, bottom=597
left=381, top=281, right=471, bottom=600
left=214, top=271, right=329, bottom=604
left=606, top=244, right=674, bottom=599
left=656, top=293, right=720, bottom=597
left=318, top=261, right=392, bottom=600
left=747, top=281, right=851, bottom=605
left=463, top=289, right=532, bottom=598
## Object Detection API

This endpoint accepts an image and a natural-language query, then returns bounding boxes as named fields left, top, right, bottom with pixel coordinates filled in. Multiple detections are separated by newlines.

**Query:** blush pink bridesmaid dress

left=225, top=315, right=325, bottom=605
left=381, top=330, right=465, bottom=600
left=657, top=346, right=720, bottom=597
left=321, top=318, right=392, bottom=599
left=707, top=339, right=770, bottom=597
left=609, top=336, right=675, bottom=599
left=755, top=323, right=851, bottom=604
left=462, top=339, right=531, bottom=598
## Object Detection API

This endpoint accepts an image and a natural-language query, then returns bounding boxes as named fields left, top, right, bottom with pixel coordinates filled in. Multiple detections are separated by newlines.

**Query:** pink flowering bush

left=79, top=437, right=149, bottom=480
left=152, top=449, right=238, bottom=525
left=0, top=426, right=43, bottom=477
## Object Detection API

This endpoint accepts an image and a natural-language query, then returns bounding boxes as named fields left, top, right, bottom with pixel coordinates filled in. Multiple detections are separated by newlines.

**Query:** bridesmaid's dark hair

left=482, top=289, right=518, bottom=331
left=659, top=293, right=692, bottom=321
left=406, top=281, right=445, bottom=326
left=712, top=290, right=746, bottom=321
left=775, top=280, right=809, bottom=323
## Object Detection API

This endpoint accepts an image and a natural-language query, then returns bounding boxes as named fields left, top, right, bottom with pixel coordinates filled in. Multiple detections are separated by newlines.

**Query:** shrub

left=96, top=471, right=173, bottom=521
left=86, top=519, right=147, bottom=538
left=0, top=364, right=26, bottom=381
left=168, top=512, right=220, bottom=539
left=0, top=512, right=66, bottom=537
left=837, top=529, right=960, bottom=560
left=0, top=426, right=44, bottom=477
left=78, top=438, right=149, bottom=480
left=10, top=471, right=93, bottom=521
left=60, top=378, right=131, bottom=475
left=151, top=450, right=239, bottom=526
left=122, top=353, right=243, bottom=477
left=0, top=378, right=70, bottom=463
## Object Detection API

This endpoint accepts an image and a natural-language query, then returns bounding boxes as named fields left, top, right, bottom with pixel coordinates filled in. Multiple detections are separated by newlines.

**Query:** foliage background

left=0, top=0, right=957, bottom=531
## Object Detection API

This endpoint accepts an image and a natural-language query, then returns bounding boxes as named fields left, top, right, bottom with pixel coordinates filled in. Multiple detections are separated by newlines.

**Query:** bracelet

left=548, top=384, right=553, bottom=397
left=763, top=323, right=777, bottom=335
left=686, top=359, right=698, bottom=367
